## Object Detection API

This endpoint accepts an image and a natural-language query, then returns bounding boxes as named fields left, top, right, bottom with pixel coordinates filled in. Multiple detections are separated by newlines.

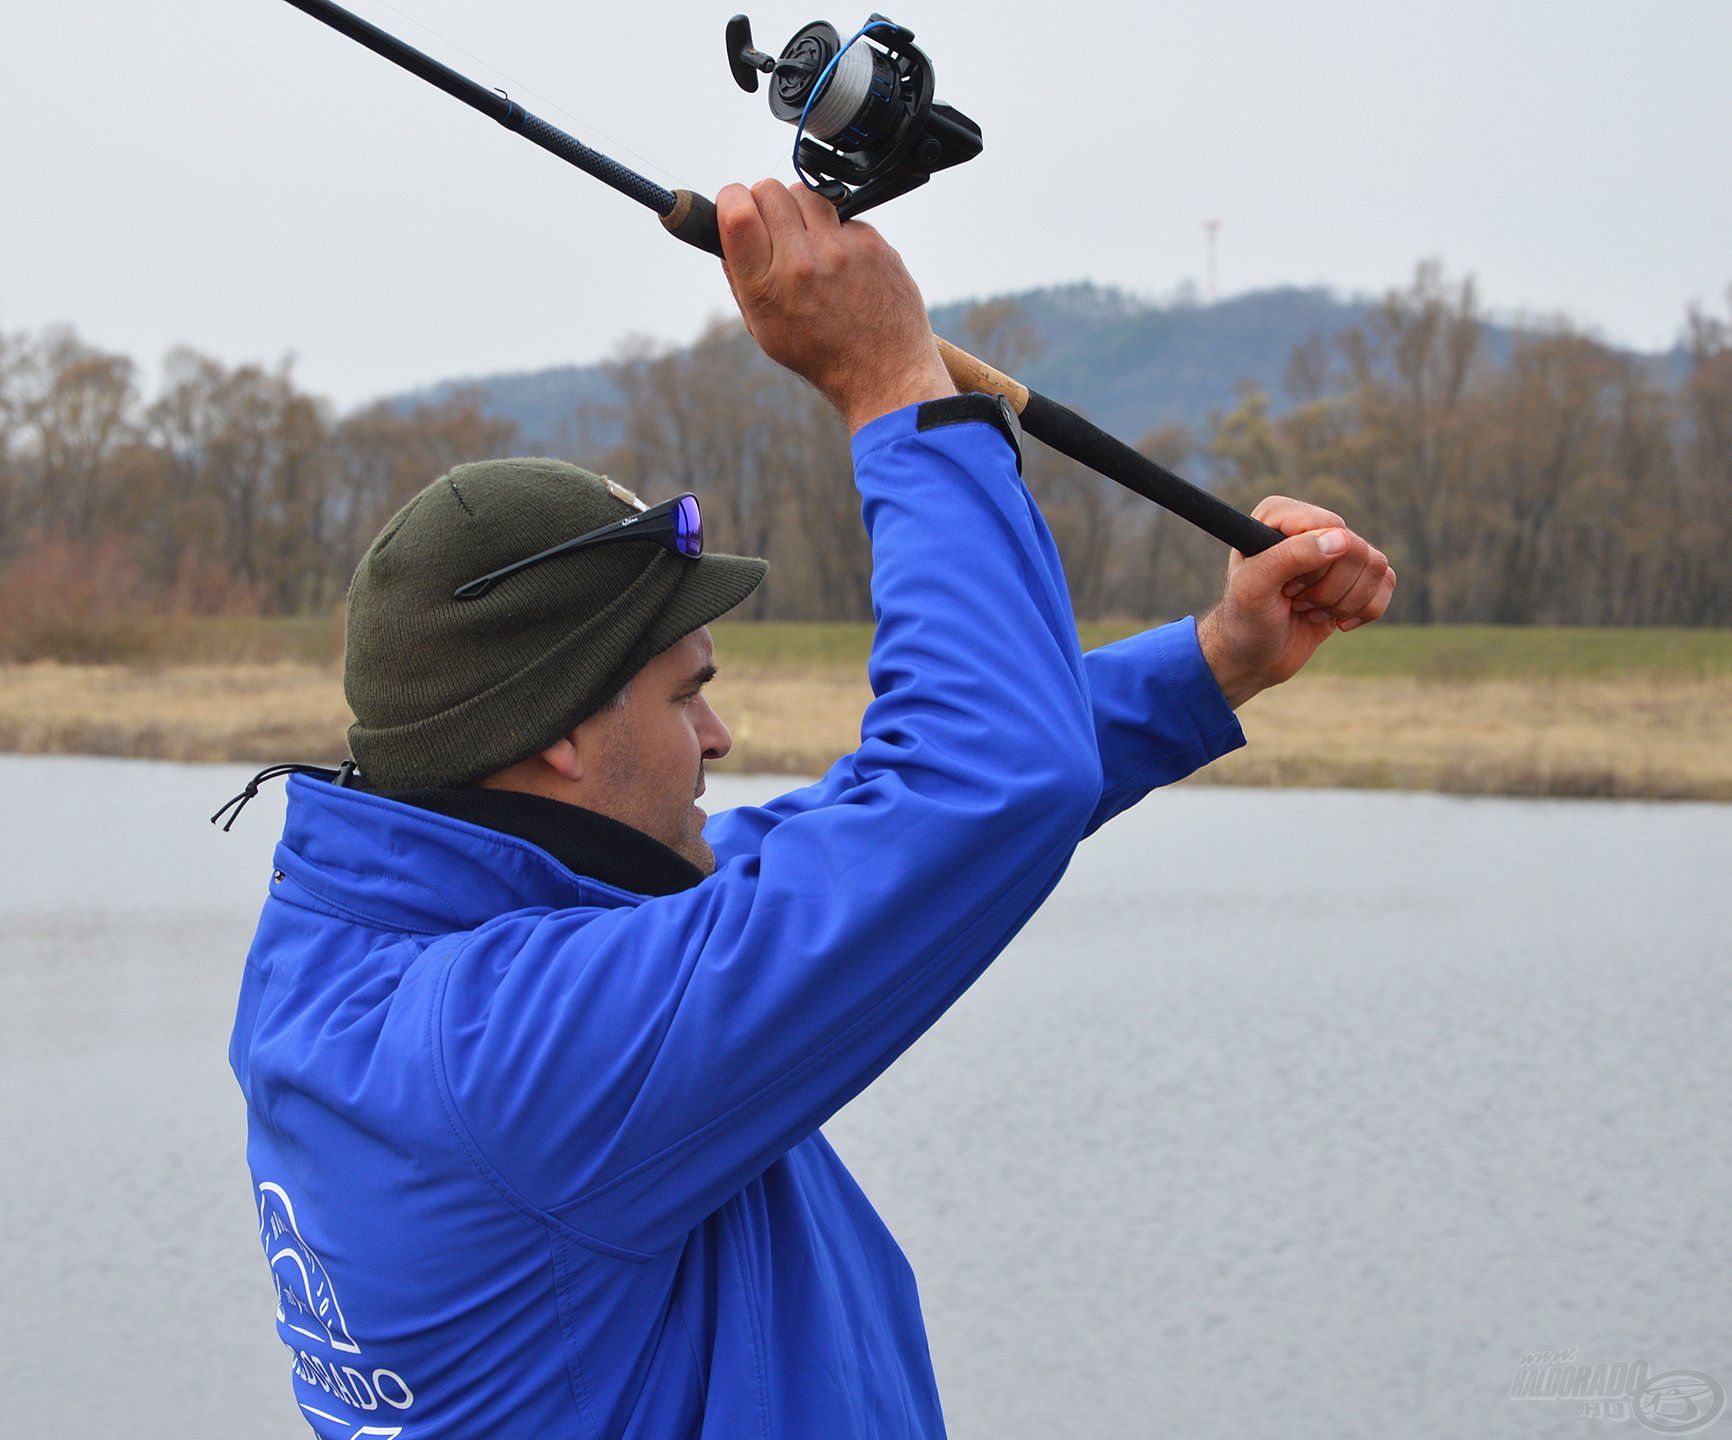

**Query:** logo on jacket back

left=260, top=1181, right=360, bottom=1352
left=258, top=1181, right=418, bottom=1438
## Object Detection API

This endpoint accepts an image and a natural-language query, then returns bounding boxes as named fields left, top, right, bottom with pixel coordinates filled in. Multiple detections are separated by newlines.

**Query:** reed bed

left=3, top=627, right=1727, bottom=800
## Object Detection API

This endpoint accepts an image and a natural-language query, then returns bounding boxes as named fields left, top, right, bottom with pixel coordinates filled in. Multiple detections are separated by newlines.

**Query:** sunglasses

left=454, top=493, right=702, bottom=601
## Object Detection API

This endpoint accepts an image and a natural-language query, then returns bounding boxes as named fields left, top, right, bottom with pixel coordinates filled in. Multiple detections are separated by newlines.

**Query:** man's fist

left=714, top=179, right=953, bottom=433
left=1196, top=495, right=1396, bottom=708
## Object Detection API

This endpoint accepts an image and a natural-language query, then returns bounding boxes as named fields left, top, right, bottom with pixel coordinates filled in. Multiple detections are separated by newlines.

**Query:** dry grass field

left=1, top=623, right=1728, bottom=800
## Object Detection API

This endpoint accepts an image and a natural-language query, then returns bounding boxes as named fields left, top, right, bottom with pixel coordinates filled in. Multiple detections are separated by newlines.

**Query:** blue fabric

left=229, top=402, right=1245, bottom=1440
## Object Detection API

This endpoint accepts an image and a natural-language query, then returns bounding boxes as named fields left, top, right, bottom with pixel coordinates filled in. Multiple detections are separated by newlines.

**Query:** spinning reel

left=725, top=14, right=982, bottom=219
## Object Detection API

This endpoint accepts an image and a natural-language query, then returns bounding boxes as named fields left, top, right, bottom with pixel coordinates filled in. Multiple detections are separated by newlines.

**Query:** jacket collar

left=272, top=771, right=700, bottom=936
left=362, top=781, right=705, bottom=898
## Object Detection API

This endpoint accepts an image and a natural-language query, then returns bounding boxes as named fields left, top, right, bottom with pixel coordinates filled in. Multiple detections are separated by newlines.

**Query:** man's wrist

left=1195, top=607, right=1263, bottom=710
left=836, top=358, right=956, bottom=435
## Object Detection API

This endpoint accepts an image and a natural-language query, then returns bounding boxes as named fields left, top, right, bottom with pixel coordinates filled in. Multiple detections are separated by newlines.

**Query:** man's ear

left=537, top=732, right=583, bottom=783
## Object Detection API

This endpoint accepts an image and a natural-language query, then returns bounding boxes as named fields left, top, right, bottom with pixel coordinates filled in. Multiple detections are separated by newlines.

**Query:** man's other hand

left=1196, top=496, right=1396, bottom=708
left=714, top=179, right=954, bottom=433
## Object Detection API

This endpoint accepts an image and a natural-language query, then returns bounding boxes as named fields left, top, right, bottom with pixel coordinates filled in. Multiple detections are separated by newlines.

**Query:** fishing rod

left=276, top=0, right=1283, bottom=557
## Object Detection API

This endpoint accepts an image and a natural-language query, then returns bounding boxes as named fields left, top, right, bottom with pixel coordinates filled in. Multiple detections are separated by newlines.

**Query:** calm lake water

left=2, top=754, right=1728, bottom=1438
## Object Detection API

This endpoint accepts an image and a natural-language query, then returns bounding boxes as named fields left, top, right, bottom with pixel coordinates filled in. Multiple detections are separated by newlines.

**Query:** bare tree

left=603, top=318, right=859, bottom=619
left=20, top=328, right=139, bottom=542
left=4, top=269, right=1728, bottom=629
left=0, top=323, right=32, bottom=561
left=959, top=298, right=1041, bottom=373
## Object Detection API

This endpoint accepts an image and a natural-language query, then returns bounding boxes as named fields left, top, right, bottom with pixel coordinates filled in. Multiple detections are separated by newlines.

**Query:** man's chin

left=675, top=832, right=717, bottom=878
left=678, top=831, right=713, bottom=880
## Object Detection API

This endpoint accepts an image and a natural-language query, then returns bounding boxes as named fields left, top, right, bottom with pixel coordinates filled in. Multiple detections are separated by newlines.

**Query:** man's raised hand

left=714, top=179, right=953, bottom=433
left=1196, top=496, right=1397, bottom=708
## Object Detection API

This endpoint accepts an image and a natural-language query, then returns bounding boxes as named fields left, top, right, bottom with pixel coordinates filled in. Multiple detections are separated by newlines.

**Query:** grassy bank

left=2, top=623, right=1728, bottom=800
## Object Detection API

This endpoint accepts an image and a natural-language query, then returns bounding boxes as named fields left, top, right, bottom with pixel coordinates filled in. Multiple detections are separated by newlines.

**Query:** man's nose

left=699, top=698, right=733, bottom=761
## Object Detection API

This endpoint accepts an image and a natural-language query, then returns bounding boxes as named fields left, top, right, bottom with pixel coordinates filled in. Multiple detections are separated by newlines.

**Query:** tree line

left=1, top=263, right=1726, bottom=654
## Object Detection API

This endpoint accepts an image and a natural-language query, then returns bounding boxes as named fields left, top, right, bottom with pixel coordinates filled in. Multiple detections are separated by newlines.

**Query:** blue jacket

left=230, top=400, right=1245, bottom=1439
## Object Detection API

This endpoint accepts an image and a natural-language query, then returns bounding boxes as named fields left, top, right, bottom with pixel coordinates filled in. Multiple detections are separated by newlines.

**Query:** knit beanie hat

left=343, top=457, right=767, bottom=789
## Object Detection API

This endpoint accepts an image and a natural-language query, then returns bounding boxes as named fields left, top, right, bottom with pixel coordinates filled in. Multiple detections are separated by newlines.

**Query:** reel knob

left=725, top=15, right=777, bottom=93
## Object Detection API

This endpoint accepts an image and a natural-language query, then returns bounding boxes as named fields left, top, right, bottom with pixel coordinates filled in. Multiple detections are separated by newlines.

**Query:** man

left=230, top=179, right=1392, bottom=1439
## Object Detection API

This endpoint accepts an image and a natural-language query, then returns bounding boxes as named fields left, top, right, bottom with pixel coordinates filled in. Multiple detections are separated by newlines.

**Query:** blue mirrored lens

left=674, top=495, right=703, bottom=557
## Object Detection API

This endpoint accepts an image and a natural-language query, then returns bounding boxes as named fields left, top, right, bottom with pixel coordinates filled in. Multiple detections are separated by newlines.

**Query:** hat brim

left=638, top=551, right=769, bottom=659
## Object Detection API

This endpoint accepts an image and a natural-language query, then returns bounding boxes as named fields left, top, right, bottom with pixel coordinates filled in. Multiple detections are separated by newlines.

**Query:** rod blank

left=280, top=0, right=677, bottom=213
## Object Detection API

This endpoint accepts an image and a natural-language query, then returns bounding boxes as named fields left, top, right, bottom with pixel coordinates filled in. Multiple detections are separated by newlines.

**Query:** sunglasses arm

left=452, top=508, right=685, bottom=601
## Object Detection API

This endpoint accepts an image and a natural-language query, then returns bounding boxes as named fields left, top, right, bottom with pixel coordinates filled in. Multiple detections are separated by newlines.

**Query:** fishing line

left=365, top=0, right=686, bottom=188
left=791, top=19, right=896, bottom=192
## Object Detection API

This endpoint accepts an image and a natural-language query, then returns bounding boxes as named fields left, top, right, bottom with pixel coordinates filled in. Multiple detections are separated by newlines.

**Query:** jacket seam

left=1157, top=616, right=1240, bottom=746
left=1098, top=746, right=1206, bottom=814
left=674, top=1291, right=710, bottom=1409
left=720, top=1202, right=773, bottom=1440
left=280, top=847, right=467, bottom=932
left=425, top=936, right=660, bottom=1264
left=265, top=884, right=447, bottom=938
left=547, top=1229, right=603, bottom=1440
left=1099, top=714, right=1245, bottom=811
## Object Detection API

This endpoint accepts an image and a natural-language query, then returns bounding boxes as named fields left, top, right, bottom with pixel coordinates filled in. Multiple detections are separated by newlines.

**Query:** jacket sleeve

left=432, top=402, right=1103, bottom=1256
left=704, top=617, right=1248, bottom=859
left=700, top=753, right=864, bottom=869
left=1080, top=617, right=1247, bottom=835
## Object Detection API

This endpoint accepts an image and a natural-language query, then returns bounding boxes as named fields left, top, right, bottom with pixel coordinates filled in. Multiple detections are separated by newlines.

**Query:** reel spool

left=726, top=13, right=982, bottom=218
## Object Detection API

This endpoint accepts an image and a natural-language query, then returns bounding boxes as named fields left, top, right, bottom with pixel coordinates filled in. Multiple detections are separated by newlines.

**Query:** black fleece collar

left=368, top=782, right=706, bottom=897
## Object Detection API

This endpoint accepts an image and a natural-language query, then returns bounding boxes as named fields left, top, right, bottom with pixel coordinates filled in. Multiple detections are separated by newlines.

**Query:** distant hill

left=934, top=283, right=1386, bottom=441
left=390, top=362, right=622, bottom=455
left=383, top=282, right=1681, bottom=453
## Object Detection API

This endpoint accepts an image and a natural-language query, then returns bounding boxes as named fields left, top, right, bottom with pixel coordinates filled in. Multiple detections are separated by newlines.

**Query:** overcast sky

left=5, top=0, right=1727, bottom=406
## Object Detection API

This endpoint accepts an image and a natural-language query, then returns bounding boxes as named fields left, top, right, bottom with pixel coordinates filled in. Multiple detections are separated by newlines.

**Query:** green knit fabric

left=343, top=458, right=766, bottom=789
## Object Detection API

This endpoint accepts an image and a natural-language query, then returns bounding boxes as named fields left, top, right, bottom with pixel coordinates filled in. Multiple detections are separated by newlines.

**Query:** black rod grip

left=1020, top=390, right=1284, bottom=555
left=660, top=190, right=724, bottom=257
left=507, top=109, right=676, bottom=212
